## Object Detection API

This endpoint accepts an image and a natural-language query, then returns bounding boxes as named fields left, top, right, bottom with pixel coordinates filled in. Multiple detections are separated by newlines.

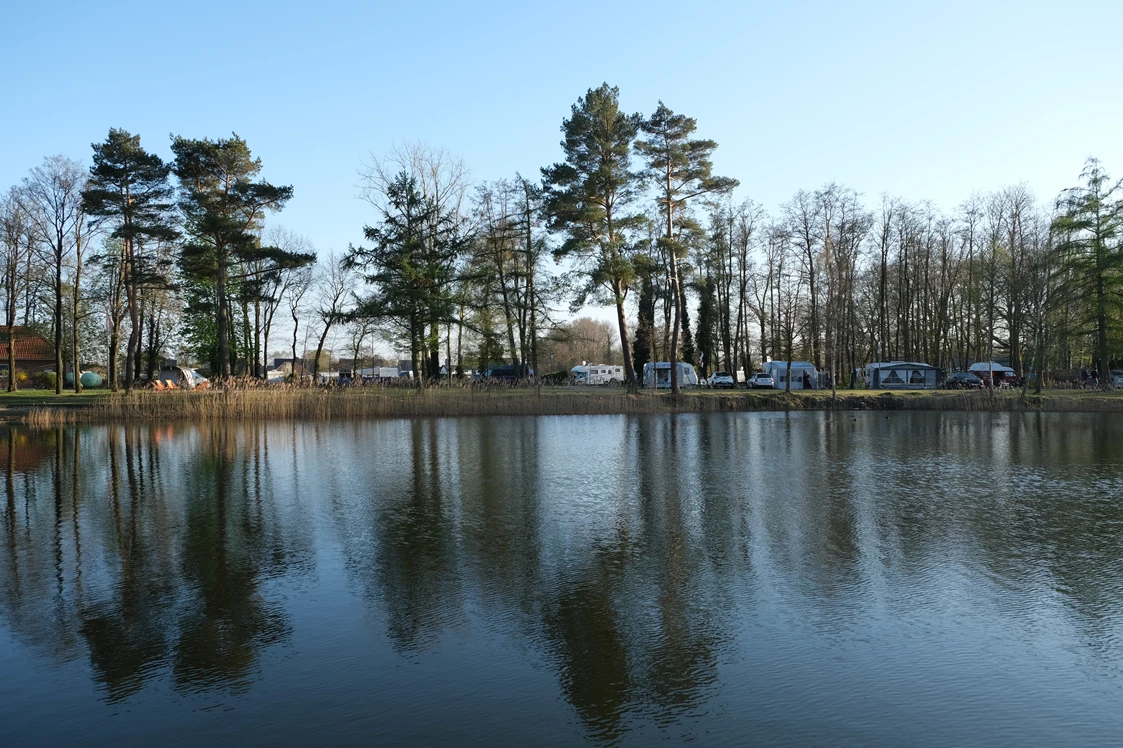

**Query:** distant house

left=0, top=326, right=55, bottom=374
left=271, top=358, right=311, bottom=378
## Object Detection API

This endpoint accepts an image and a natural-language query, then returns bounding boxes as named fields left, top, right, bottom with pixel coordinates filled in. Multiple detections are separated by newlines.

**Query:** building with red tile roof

left=0, top=326, right=56, bottom=373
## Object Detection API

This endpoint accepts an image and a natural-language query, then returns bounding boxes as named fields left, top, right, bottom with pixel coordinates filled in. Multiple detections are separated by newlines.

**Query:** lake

left=2, top=412, right=1122, bottom=746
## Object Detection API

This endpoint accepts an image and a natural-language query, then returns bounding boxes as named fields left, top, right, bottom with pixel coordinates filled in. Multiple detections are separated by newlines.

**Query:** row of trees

left=694, top=166, right=1122, bottom=394
left=348, top=84, right=1121, bottom=393
left=1, top=131, right=322, bottom=393
left=3, top=84, right=1121, bottom=393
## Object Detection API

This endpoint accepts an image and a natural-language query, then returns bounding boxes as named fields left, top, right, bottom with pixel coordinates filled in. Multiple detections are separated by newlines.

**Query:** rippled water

left=2, top=412, right=1122, bottom=746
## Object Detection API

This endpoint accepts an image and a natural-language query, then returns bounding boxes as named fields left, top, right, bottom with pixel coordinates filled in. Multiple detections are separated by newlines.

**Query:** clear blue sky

left=3, top=0, right=1121, bottom=259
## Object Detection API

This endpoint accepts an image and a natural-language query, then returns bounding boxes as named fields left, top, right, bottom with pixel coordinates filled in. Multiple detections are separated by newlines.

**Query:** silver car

left=748, top=372, right=774, bottom=389
left=709, top=371, right=736, bottom=389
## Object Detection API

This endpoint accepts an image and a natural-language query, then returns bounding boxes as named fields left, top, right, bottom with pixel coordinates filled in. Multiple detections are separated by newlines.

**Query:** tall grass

left=19, top=385, right=1123, bottom=427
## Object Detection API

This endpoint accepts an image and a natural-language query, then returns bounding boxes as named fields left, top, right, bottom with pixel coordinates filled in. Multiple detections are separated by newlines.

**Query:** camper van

left=571, top=364, right=624, bottom=385
left=760, top=361, right=820, bottom=390
left=642, top=361, right=699, bottom=389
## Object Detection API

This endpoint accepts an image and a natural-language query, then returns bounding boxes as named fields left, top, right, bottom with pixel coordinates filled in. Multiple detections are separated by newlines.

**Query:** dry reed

left=16, top=385, right=1123, bottom=428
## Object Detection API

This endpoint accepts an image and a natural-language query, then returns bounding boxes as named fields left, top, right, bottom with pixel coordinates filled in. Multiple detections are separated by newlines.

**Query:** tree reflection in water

left=0, top=423, right=308, bottom=701
left=1, top=413, right=1123, bottom=745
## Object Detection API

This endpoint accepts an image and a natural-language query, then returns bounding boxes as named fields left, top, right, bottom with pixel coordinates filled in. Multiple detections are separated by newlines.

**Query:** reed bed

left=17, top=385, right=1123, bottom=428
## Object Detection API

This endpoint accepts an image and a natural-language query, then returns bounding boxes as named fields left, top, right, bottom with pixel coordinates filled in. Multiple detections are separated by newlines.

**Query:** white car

left=709, top=371, right=736, bottom=389
left=748, top=372, right=774, bottom=389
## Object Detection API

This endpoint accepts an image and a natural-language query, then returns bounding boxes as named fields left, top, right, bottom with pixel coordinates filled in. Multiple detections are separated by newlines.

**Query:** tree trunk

left=217, top=259, right=231, bottom=380
left=612, top=279, right=636, bottom=391
left=6, top=327, right=16, bottom=392
left=72, top=254, right=82, bottom=393
left=290, top=313, right=300, bottom=384
left=254, top=298, right=261, bottom=379
left=312, top=316, right=334, bottom=383
left=125, top=283, right=139, bottom=393
left=54, top=236, right=63, bottom=395
left=1096, top=273, right=1109, bottom=388
left=108, top=322, right=120, bottom=393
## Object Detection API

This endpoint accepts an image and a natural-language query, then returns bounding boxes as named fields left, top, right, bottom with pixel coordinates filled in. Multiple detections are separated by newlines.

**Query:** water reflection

left=1, top=412, right=1123, bottom=746
left=1, top=424, right=311, bottom=702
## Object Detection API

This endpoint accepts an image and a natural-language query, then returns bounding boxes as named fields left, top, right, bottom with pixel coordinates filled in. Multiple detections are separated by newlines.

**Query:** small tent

left=156, top=365, right=206, bottom=390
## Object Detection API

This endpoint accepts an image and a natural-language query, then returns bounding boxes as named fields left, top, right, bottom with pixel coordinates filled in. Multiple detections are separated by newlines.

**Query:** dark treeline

left=2, top=84, right=1121, bottom=393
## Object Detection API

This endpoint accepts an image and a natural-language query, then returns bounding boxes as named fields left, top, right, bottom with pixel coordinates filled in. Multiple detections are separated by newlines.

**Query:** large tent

left=865, top=361, right=941, bottom=389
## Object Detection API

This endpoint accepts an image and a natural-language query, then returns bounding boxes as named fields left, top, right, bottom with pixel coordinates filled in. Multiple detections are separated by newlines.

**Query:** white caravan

left=571, top=364, right=625, bottom=385
left=642, top=361, right=700, bottom=389
left=761, top=361, right=820, bottom=390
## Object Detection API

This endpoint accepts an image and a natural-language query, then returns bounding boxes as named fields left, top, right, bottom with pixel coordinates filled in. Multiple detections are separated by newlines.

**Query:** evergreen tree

left=1052, top=158, right=1123, bottom=387
left=543, top=84, right=643, bottom=388
left=637, top=102, right=737, bottom=394
left=346, top=173, right=465, bottom=390
left=83, top=128, right=177, bottom=391
left=632, top=254, right=657, bottom=375
left=171, top=134, right=306, bottom=379
left=694, top=277, right=716, bottom=376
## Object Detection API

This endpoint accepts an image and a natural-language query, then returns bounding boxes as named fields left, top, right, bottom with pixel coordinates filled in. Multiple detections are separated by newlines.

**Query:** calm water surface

left=2, top=412, right=1122, bottom=746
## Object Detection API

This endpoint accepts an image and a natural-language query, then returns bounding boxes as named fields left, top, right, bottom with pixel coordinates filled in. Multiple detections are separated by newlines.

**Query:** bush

left=42, top=372, right=57, bottom=390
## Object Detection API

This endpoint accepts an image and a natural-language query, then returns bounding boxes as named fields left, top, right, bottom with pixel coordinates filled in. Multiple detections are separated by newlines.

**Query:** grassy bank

left=11, top=386, right=1123, bottom=427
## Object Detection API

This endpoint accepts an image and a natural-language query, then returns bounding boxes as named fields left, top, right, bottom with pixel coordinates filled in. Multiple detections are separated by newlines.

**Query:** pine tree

left=83, top=129, right=177, bottom=392
left=543, top=84, right=643, bottom=388
left=171, top=134, right=305, bottom=379
left=637, top=102, right=737, bottom=394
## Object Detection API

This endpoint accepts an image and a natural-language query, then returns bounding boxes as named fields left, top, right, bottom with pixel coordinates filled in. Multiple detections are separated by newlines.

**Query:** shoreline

left=5, top=387, right=1123, bottom=426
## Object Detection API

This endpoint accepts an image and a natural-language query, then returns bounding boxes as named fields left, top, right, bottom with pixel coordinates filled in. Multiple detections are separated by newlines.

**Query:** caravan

left=760, top=361, right=820, bottom=390
left=642, top=361, right=699, bottom=389
left=571, top=364, right=624, bottom=385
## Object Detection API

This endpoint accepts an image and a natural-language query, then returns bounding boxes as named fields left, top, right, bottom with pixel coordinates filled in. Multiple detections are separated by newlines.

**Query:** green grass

left=0, top=389, right=110, bottom=408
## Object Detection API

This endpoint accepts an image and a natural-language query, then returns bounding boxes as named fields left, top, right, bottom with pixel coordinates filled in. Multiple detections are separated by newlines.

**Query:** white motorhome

left=642, top=361, right=699, bottom=389
left=571, top=364, right=624, bottom=385
left=761, top=361, right=820, bottom=390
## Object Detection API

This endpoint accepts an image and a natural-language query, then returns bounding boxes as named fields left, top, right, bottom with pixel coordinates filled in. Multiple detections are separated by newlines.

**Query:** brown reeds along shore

left=11, top=385, right=1123, bottom=427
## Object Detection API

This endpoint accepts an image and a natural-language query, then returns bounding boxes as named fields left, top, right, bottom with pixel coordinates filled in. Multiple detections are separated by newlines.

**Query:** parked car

left=709, top=371, right=735, bottom=389
left=944, top=371, right=983, bottom=389
left=747, top=372, right=774, bottom=389
left=1112, top=370, right=1123, bottom=388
